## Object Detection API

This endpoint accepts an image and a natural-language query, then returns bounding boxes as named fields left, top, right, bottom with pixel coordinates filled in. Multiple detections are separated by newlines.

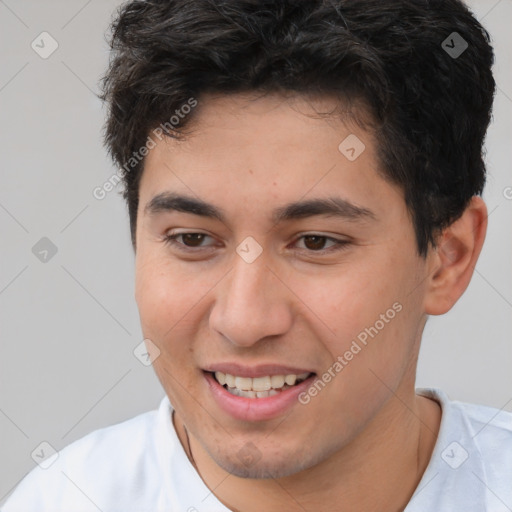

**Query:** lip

left=203, top=362, right=314, bottom=378
left=204, top=370, right=316, bottom=422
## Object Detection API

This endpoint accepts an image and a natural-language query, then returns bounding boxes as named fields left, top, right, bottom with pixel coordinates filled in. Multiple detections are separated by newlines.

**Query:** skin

left=134, top=93, right=487, bottom=511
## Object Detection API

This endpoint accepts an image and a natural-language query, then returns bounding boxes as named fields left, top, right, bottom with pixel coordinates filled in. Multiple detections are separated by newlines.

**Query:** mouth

left=203, top=368, right=317, bottom=422
left=210, top=371, right=314, bottom=399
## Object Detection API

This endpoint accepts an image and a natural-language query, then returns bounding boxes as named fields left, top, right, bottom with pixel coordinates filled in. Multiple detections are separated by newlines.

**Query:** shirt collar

left=155, top=388, right=489, bottom=511
left=405, top=387, right=488, bottom=511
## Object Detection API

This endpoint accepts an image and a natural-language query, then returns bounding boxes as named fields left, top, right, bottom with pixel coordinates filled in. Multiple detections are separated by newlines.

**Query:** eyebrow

left=144, top=192, right=376, bottom=224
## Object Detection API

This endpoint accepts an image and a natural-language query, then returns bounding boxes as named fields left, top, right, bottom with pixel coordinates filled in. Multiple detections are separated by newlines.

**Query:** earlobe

left=424, top=196, right=488, bottom=315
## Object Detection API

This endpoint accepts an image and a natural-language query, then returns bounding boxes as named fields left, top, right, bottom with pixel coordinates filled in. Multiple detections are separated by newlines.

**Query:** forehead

left=178, top=92, right=371, bottom=146
left=138, top=93, right=405, bottom=225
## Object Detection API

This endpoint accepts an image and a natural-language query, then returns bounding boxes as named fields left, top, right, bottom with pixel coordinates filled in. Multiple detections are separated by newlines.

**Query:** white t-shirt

left=2, top=388, right=511, bottom=511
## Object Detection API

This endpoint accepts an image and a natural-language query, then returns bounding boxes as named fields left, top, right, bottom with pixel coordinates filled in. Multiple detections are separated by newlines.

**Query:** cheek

left=294, top=253, right=422, bottom=383
left=136, top=266, right=175, bottom=334
left=135, top=257, right=207, bottom=407
left=135, top=255, right=197, bottom=341
left=134, top=254, right=224, bottom=364
left=290, top=263, right=396, bottom=343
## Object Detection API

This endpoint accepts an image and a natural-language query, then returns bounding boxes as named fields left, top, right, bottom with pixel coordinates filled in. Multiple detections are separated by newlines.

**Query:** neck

left=174, top=387, right=441, bottom=512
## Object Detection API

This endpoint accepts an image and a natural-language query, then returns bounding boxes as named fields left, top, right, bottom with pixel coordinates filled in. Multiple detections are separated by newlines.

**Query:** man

left=3, top=0, right=511, bottom=510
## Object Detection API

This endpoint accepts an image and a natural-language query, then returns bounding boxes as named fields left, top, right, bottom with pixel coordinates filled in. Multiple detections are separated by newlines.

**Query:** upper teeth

left=214, top=371, right=311, bottom=391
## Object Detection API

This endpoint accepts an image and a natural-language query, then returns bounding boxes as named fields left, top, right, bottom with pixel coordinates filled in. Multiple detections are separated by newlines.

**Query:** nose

left=209, top=251, right=293, bottom=348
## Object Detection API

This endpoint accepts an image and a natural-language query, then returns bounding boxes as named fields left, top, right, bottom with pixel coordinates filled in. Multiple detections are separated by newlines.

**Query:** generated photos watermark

left=298, top=301, right=403, bottom=405
left=93, top=97, right=198, bottom=200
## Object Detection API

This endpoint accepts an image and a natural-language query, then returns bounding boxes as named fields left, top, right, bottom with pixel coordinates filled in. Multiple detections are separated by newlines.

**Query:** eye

left=293, top=234, right=350, bottom=253
left=163, top=231, right=349, bottom=255
left=163, top=232, right=215, bottom=250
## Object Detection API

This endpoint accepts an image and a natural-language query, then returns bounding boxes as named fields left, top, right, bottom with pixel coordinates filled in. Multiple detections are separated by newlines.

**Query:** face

left=135, top=93, right=431, bottom=478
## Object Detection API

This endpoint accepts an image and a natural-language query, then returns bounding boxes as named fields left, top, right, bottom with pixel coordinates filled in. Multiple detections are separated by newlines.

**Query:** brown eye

left=302, top=235, right=329, bottom=251
left=294, top=234, right=350, bottom=254
left=180, top=233, right=206, bottom=247
left=163, top=232, right=214, bottom=251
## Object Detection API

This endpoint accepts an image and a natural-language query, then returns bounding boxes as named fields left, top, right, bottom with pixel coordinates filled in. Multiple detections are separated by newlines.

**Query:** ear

left=424, top=196, right=488, bottom=315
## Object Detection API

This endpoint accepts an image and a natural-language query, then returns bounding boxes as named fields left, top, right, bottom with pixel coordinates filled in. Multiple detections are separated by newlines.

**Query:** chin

left=220, top=460, right=306, bottom=480
left=211, top=446, right=324, bottom=480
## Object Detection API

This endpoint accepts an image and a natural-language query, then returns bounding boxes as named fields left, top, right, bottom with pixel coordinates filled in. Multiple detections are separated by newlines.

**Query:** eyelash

left=162, top=232, right=350, bottom=255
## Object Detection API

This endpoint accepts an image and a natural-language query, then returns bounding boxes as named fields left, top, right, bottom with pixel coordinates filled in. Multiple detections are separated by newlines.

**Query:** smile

left=204, top=369, right=317, bottom=421
left=213, top=371, right=312, bottom=398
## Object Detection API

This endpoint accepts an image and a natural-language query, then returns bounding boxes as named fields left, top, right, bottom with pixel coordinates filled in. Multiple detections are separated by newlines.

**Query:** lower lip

left=204, top=371, right=316, bottom=422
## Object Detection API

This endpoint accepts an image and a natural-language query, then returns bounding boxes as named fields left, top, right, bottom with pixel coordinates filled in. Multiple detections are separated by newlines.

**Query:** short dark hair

left=100, top=0, right=495, bottom=256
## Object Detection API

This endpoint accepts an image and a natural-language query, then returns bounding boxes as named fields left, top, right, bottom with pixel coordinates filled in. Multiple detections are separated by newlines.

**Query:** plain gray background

left=0, top=0, right=511, bottom=503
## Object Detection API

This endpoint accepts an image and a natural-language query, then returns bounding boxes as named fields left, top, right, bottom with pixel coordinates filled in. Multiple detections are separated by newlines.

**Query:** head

left=100, top=0, right=494, bottom=478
